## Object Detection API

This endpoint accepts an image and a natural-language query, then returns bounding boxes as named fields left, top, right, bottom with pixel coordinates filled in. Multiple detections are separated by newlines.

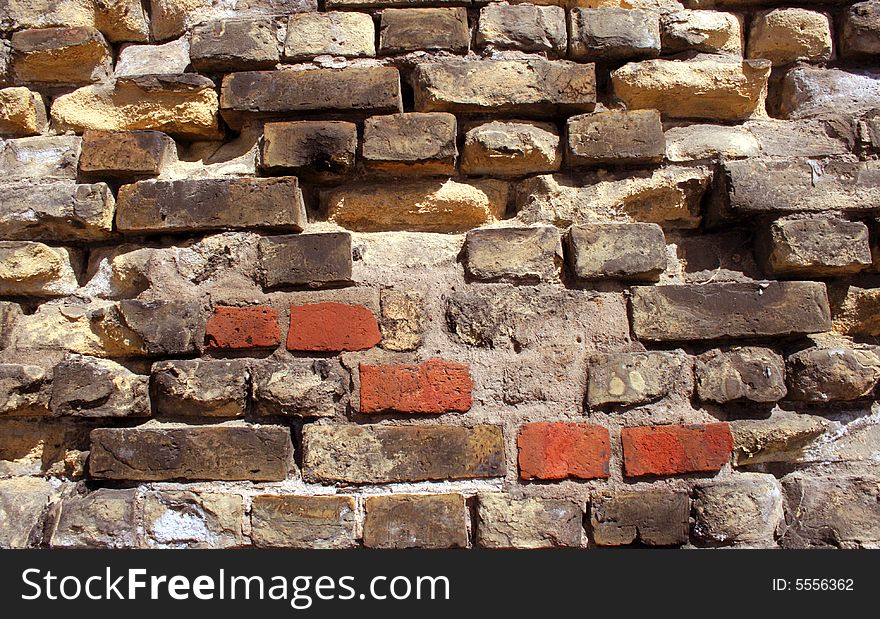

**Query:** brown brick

left=116, top=177, right=306, bottom=234
left=258, top=232, right=353, bottom=289
left=379, top=8, right=470, bottom=54
left=695, top=347, right=787, bottom=404
left=251, top=359, right=348, bottom=418
left=476, top=3, right=566, bottom=57
left=412, top=59, right=596, bottom=116
left=591, top=491, right=689, bottom=546
left=89, top=423, right=295, bottom=481
left=190, top=18, right=279, bottom=72
left=566, top=223, right=666, bottom=282
left=621, top=423, right=733, bottom=477
left=303, top=424, right=505, bottom=483
left=587, top=351, right=693, bottom=407
left=364, top=494, right=468, bottom=549
left=220, top=67, right=402, bottom=128
left=251, top=495, right=357, bottom=549
left=762, top=218, right=872, bottom=277
left=50, top=489, right=138, bottom=549
left=151, top=359, right=250, bottom=418
left=50, top=355, right=150, bottom=418
left=79, top=129, right=175, bottom=178
left=631, top=282, right=832, bottom=342
left=0, top=181, right=114, bottom=241
left=566, top=109, right=665, bottom=166
left=464, top=226, right=563, bottom=284
left=260, top=121, right=357, bottom=179
left=12, top=26, right=111, bottom=86
left=362, top=112, right=457, bottom=175
left=570, top=8, right=661, bottom=61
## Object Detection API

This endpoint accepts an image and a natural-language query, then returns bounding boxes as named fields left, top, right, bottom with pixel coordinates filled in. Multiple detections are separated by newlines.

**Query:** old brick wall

left=1, top=0, right=879, bottom=549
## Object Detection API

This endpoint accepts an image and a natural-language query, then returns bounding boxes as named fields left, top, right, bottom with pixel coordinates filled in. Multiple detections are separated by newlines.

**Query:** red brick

left=621, top=423, right=733, bottom=478
left=517, top=422, right=610, bottom=480
left=360, top=358, right=472, bottom=414
left=205, top=306, right=280, bottom=349
left=286, top=302, right=381, bottom=352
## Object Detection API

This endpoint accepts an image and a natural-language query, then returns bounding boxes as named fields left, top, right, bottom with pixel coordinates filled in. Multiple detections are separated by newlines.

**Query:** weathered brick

left=149, top=0, right=317, bottom=41
left=0, top=181, right=114, bottom=241
left=50, top=489, right=138, bottom=549
left=50, top=354, right=150, bottom=418
left=693, top=474, right=783, bottom=546
left=566, top=223, right=666, bottom=282
left=116, top=177, right=306, bottom=234
left=476, top=3, right=566, bottom=57
left=612, top=57, right=770, bottom=121
left=12, top=26, right=111, bottom=86
left=0, top=477, right=58, bottom=548
left=0, top=86, right=46, bottom=137
left=566, top=109, right=665, bottom=166
left=303, top=424, right=505, bottom=483
left=786, top=346, right=880, bottom=402
left=841, top=1, right=880, bottom=57
left=464, top=226, right=562, bottom=284
left=570, top=8, right=661, bottom=61
left=362, top=112, right=457, bottom=175
left=517, top=422, right=610, bottom=481
left=587, top=351, right=693, bottom=407
left=114, top=38, right=190, bottom=78
left=287, top=302, right=381, bottom=352
left=51, top=74, right=220, bottom=140
left=259, top=121, right=357, bottom=179
left=364, top=494, right=468, bottom=549
left=591, top=491, right=689, bottom=546
left=622, top=423, right=733, bottom=477
left=781, top=473, right=880, bottom=548
left=360, top=358, right=472, bottom=414
left=142, top=491, right=245, bottom=549
left=379, top=8, right=469, bottom=54
left=762, top=218, right=872, bottom=277
left=661, top=9, right=742, bottom=55
left=476, top=494, right=583, bottom=549
left=412, top=59, right=595, bottom=116
left=190, top=18, right=279, bottom=73
left=379, top=289, right=425, bottom=352
left=325, top=179, right=509, bottom=233
left=258, top=232, right=352, bottom=290
left=221, top=67, right=402, bottom=128
left=151, top=359, right=250, bottom=418
left=0, top=241, right=78, bottom=297
left=461, top=121, right=560, bottom=176
left=251, top=359, right=348, bottom=418
left=110, top=299, right=205, bottom=356
left=631, top=282, right=832, bottom=342
left=0, top=363, right=51, bottom=416
left=711, top=159, right=880, bottom=221
left=79, top=129, right=175, bottom=178
left=89, top=423, right=294, bottom=481
left=0, top=135, right=80, bottom=180
left=780, top=66, right=880, bottom=120
left=251, top=495, right=357, bottom=549
left=747, top=9, right=831, bottom=66
left=834, top=286, right=880, bottom=336
left=0, top=418, right=90, bottom=478
left=205, top=306, right=281, bottom=350
left=695, top=347, right=787, bottom=404
left=284, top=12, right=375, bottom=60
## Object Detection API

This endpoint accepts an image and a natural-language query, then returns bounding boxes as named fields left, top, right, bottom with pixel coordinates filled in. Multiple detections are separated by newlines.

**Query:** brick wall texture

left=1, top=0, right=879, bottom=550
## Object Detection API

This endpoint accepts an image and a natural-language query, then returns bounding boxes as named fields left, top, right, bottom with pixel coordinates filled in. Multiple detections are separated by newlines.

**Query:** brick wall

left=1, top=0, right=879, bottom=549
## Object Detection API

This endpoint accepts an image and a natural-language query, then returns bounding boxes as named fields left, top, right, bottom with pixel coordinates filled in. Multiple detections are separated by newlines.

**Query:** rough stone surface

left=303, top=424, right=505, bottom=483
left=191, top=19, right=279, bottom=73
left=51, top=75, right=220, bottom=140
left=476, top=494, right=583, bottom=549
left=364, top=494, right=468, bottom=549
left=380, top=8, right=470, bottom=54
left=566, top=109, right=665, bottom=166
left=379, top=289, right=425, bottom=352
left=50, top=489, right=137, bottom=549
left=566, top=223, right=666, bottom=282
left=260, top=121, right=357, bottom=179
left=0, top=86, right=46, bottom=137
left=259, top=232, right=352, bottom=289
left=612, top=57, right=771, bottom=121
left=79, top=130, right=175, bottom=178
left=763, top=218, right=872, bottom=277
left=591, top=491, right=690, bottom=546
left=251, top=495, right=357, bottom=549
left=841, top=1, right=880, bottom=57
left=631, top=282, right=832, bottom=342
left=151, top=359, right=250, bottom=417
left=325, top=179, right=509, bottom=233
left=252, top=359, right=348, bottom=418
left=89, top=423, right=295, bottom=481
left=412, top=59, right=596, bottom=116
left=695, top=347, right=787, bottom=404
left=142, top=491, right=245, bottom=549
left=570, top=8, right=661, bottom=61
left=693, top=474, right=783, bottom=546
left=0, top=363, right=51, bottom=416
left=732, top=413, right=828, bottom=466
left=780, top=67, right=880, bottom=120
left=464, top=226, right=562, bottom=283
left=0, top=135, right=81, bottom=180
left=362, top=112, right=457, bottom=175
left=12, top=26, right=112, bottom=87
left=0, top=181, right=114, bottom=241
left=661, top=10, right=742, bottom=54
left=461, top=121, right=560, bottom=176
left=476, top=3, right=566, bottom=57
left=747, top=9, right=832, bottom=66
left=587, top=351, right=694, bottom=407
left=0, top=241, right=78, bottom=297
left=284, top=12, right=375, bottom=61
left=0, top=477, right=57, bottom=548
left=786, top=347, right=880, bottom=402
left=50, top=354, right=149, bottom=418
left=114, top=38, right=190, bottom=77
